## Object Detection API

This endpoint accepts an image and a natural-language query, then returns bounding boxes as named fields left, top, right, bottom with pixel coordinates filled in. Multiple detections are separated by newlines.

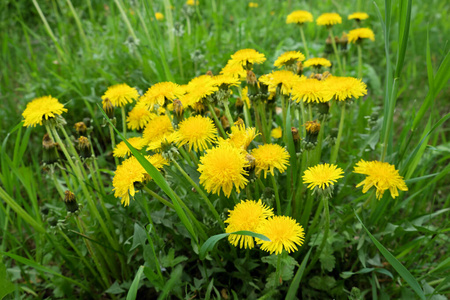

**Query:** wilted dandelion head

left=101, top=84, right=139, bottom=108
left=303, top=57, right=332, bottom=69
left=325, top=76, right=367, bottom=101
left=348, top=28, right=375, bottom=43
left=251, top=144, right=290, bottom=178
left=304, top=120, right=321, bottom=134
left=291, top=79, right=332, bottom=103
left=229, top=49, right=266, bottom=70
left=225, top=200, right=274, bottom=249
left=259, top=71, right=304, bottom=96
left=348, top=12, right=369, bottom=21
left=257, top=216, right=305, bottom=255
left=126, top=104, right=155, bottom=130
left=316, top=13, right=342, bottom=26
left=286, top=10, right=313, bottom=24
left=302, top=163, right=344, bottom=190
left=174, top=115, right=217, bottom=152
left=22, top=96, right=68, bottom=127
left=113, top=137, right=147, bottom=158
left=198, top=144, right=249, bottom=197
left=354, top=160, right=408, bottom=200
left=139, top=82, right=184, bottom=110
left=274, top=51, right=306, bottom=68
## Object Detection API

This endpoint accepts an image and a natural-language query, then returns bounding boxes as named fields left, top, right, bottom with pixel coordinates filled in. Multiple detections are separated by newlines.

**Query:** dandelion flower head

left=139, top=82, right=184, bottom=110
left=186, top=0, right=198, bottom=5
left=22, top=96, right=68, bottom=127
left=155, top=12, right=164, bottom=21
left=251, top=144, right=290, bottom=178
left=325, top=76, right=367, bottom=101
left=181, top=75, right=218, bottom=106
left=142, top=115, right=174, bottom=143
left=271, top=127, right=282, bottom=139
left=348, top=12, right=369, bottom=21
left=286, top=10, right=313, bottom=24
left=127, top=103, right=155, bottom=130
left=257, top=216, right=305, bottom=255
left=348, top=28, right=375, bottom=43
left=113, top=137, right=147, bottom=158
left=221, top=123, right=259, bottom=150
left=220, top=61, right=247, bottom=80
left=213, top=74, right=240, bottom=89
left=101, top=84, right=139, bottom=108
left=316, top=13, right=342, bottom=26
left=302, top=163, right=344, bottom=190
left=198, top=143, right=249, bottom=197
left=354, top=160, right=408, bottom=199
left=274, top=51, right=306, bottom=68
left=225, top=200, right=274, bottom=249
left=304, top=57, right=332, bottom=69
left=259, top=71, right=303, bottom=96
left=229, top=49, right=266, bottom=70
left=174, top=115, right=217, bottom=152
left=304, top=120, right=321, bottom=134
left=291, top=78, right=333, bottom=103
left=248, top=2, right=258, bottom=8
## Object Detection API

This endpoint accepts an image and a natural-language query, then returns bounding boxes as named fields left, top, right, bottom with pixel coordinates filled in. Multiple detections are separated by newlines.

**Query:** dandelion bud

left=102, top=98, right=115, bottom=119
left=74, top=122, right=87, bottom=134
left=205, top=70, right=214, bottom=76
left=296, top=61, right=304, bottom=76
left=303, top=121, right=321, bottom=149
left=246, top=71, right=257, bottom=86
left=221, top=115, right=230, bottom=130
left=325, top=36, right=334, bottom=54
left=318, top=102, right=330, bottom=115
left=64, top=190, right=79, bottom=213
left=47, top=216, right=58, bottom=227
left=42, top=134, right=59, bottom=165
left=193, top=102, right=205, bottom=114
left=235, top=97, right=244, bottom=109
left=77, top=136, right=91, bottom=158
left=173, top=99, right=184, bottom=116
left=291, top=127, right=300, bottom=142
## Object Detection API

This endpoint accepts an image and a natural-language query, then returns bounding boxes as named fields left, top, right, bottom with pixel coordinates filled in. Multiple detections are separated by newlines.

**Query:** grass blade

left=286, top=247, right=312, bottom=299
left=126, top=266, right=144, bottom=300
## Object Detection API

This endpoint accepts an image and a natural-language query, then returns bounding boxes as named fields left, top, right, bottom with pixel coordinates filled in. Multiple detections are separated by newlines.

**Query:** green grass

left=1, top=0, right=449, bottom=299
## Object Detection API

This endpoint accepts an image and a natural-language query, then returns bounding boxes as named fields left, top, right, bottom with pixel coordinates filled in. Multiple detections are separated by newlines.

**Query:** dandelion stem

left=143, top=186, right=174, bottom=209
left=357, top=43, right=363, bottom=79
left=328, top=29, right=344, bottom=75
left=207, top=103, right=226, bottom=138
left=176, top=35, right=185, bottom=79
left=224, top=101, right=234, bottom=125
left=270, top=174, right=281, bottom=215
left=330, top=103, right=346, bottom=164
left=109, top=124, right=120, bottom=166
left=121, top=107, right=127, bottom=139
left=299, top=25, right=310, bottom=59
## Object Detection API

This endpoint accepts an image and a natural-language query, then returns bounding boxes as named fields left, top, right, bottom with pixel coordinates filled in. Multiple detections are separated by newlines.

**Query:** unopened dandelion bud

left=206, top=70, right=214, bottom=76
left=291, top=127, right=300, bottom=142
left=325, top=36, right=334, bottom=54
left=77, top=136, right=91, bottom=158
left=42, top=134, right=59, bottom=165
left=340, top=32, right=349, bottom=51
left=102, top=98, right=115, bottom=119
left=47, top=216, right=58, bottom=227
left=173, top=99, right=184, bottom=116
left=74, top=122, right=87, bottom=135
left=235, top=97, right=244, bottom=112
left=246, top=71, right=257, bottom=86
left=318, top=102, right=331, bottom=115
left=296, top=61, right=304, bottom=76
left=193, top=102, right=206, bottom=114
left=221, top=115, right=230, bottom=130
left=304, top=121, right=321, bottom=147
left=64, top=190, right=79, bottom=213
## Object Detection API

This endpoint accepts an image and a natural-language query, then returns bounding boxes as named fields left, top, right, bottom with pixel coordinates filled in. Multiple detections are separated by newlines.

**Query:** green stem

left=224, top=101, right=234, bottom=125
left=299, top=25, right=310, bottom=59
left=121, top=107, right=127, bottom=139
left=143, top=186, right=175, bottom=210
left=176, top=35, right=185, bottom=79
left=308, top=104, right=313, bottom=121
left=178, top=146, right=194, bottom=167
left=270, top=174, right=281, bottom=215
left=357, top=43, right=363, bottom=79
left=314, top=115, right=327, bottom=164
left=207, top=103, right=226, bottom=138
left=328, top=29, right=344, bottom=75
left=275, top=254, right=282, bottom=287
left=299, top=101, right=307, bottom=136
left=109, top=124, right=120, bottom=166
left=330, top=103, right=346, bottom=164
left=172, top=160, right=225, bottom=230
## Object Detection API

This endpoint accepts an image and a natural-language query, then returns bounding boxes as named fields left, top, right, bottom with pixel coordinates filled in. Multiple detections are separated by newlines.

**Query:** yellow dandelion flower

left=142, top=115, right=174, bottom=143
left=180, top=75, right=218, bottom=106
left=259, top=70, right=304, bottom=95
left=147, top=132, right=177, bottom=152
left=354, top=160, right=408, bottom=200
left=304, top=57, right=332, bottom=68
left=113, top=137, right=147, bottom=158
left=174, top=115, right=217, bottom=151
left=229, top=49, right=266, bottom=69
left=291, top=78, right=333, bottom=103
left=155, top=12, right=164, bottom=21
left=286, top=10, right=313, bottom=24
left=139, top=82, right=184, bottom=110
left=241, top=86, right=251, bottom=108
left=22, top=96, right=68, bottom=127
left=212, top=74, right=240, bottom=88
left=101, top=84, right=139, bottom=108
left=126, top=104, right=155, bottom=130
left=316, top=13, right=342, bottom=26
left=271, top=127, right=282, bottom=139
left=248, top=2, right=258, bottom=8
left=222, top=123, right=259, bottom=150
left=274, top=51, right=306, bottom=68
left=220, top=61, right=247, bottom=80
left=112, top=154, right=169, bottom=206
left=348, top=12, right=369, bottom=21
left=225, top=200, right=274, bottom=249
left=186, top=0, right=198, bottom=5
left=348, top=28, right=375, bottom=43
left=304, top=120, right=321, bottom=134
left=256, top=216, right=305, bottom=255
left=251, top=144, right=290, bottom=178
left=198, top=144, right=249, bottom=197
left=325, top=76, right=367, bottom=101
left=302, top=163, right=344, bottom=190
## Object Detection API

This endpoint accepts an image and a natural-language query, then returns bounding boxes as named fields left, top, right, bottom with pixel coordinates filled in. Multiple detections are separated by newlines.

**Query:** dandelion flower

left=302, top=163, right=344, bottom=190
left=325, top=76, right=367, bottom=101
left=101, top=84, right=139, bottom=107
left=112, top=154, right=169, bottom=206
left=271, top=127, right=282, bottom=139
left=225, top=200, right=274, bottom=249
left=22, top=96, right=68, bottom=127
left=174, top=115, right=217, bottom=151
left=229, top=49, right=266, bottom=69
left=181, top=75, right=218, bottom=106
left=286, top=10, right=313, bottom=24
left=220, top=61, right=247, bottom=80
left=251, top=144, right=290, bottom=178
left=222, top=123, right=259, bottom=150
left=354, top=160, right=408, bottom=200
left=198, top=144, right=249, bottom=197
left=274, top=51, right=306, bottom=68
left=127, top=104, right=155, bottom=130
left=142, top=115, right=173, bottom=144
left=291, top=79, right=333, bottom=103
left=212, top=74, right=240, bottom=89
left=248, top=2, right=258, bottom=8
left=303, top=57, right=332, bottom=69
left=113, top=137, right=147, bottom=158
left=257, top=216, right=305, bottom=255
left=155, top=12, right=164, bottom=21
left=348, top=28, right=375, bottom=43
left=147, top=132, right=177, bottom=152
left=259, top=71, right=304, bottom=96
left=348, top=12, right=369, bottom=21
left=316, top=13, right=342, bottom=26
left=186, top=0, right=198, bottom=5
left=139, top=82, right=184, bottom=110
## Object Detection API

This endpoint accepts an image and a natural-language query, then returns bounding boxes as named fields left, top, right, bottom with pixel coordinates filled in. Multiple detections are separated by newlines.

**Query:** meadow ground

left=0, top=0, right=449, bottom=299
